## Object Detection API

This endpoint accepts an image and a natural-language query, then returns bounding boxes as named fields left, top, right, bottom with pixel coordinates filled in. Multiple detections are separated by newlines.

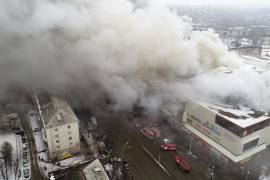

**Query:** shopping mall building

left=183, top=100, right=270, bottom=164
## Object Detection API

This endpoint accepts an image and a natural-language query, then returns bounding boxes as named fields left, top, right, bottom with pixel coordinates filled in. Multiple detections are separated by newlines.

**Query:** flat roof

left=185, top=124, right=266, bottom=163
left=83, top=159, right=110, bottom=180
left=195, top=100, right=270, bottom=128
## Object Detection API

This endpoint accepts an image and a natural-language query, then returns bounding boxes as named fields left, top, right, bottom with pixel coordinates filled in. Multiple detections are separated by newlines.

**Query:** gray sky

left=151, top=0, right=270, bottom=7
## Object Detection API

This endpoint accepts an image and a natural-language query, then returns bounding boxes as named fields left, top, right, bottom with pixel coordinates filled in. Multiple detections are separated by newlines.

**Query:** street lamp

left=208, top=160, right=215, bottom=180
left=187, top=133, right=193, bottom=156
left=121, top=142, right=131, bottom=160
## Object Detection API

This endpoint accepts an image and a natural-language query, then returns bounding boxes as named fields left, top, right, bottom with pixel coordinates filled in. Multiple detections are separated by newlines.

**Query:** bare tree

left=2, top=142, right=12, bottom=166
left=13, top=158, right=19, bottom=180
left=0, top=141, right=13, bottom=180
left=0, top=162, right=7, bottom=180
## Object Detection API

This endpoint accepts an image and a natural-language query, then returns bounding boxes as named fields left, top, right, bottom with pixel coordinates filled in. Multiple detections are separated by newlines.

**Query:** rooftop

left=83, top=159, right=110, bottom=180
left=195, top=100, right=270, bottom=128
left=38, top=94, right=79, bottom=128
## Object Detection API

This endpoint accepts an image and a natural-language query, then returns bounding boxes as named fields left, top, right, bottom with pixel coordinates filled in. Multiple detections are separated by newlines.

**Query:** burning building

left=183, top=100, right=270, bottom=163
left=35, top=94, right=80, bottom=161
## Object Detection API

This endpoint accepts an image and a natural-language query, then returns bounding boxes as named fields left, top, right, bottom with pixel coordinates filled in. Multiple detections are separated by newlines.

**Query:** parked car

left=151, top=127, right=161, bottom=137
left=22, top=137, right=27, bottom=143
left=23, top=146, right=28, bottom=152
left=23, top=169, right=30, bottom=178
left=23, top=159, right=28, bottom=168
left=140, top=127, right=154, bottom=139
left=16, top=130, right=25, bottom=136
left=23, top=143, right=28, bottom=149
left=23, top=151, right=28, bottom=159
left=161, top=144, right=177, bottom=151
left=175, top=156, right=191, bottom=172
left=33, top=127, right=41, bottom=132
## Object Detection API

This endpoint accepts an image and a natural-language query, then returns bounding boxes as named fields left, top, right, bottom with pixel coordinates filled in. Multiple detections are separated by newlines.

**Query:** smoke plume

left=1, top=0, right=268, bottom=112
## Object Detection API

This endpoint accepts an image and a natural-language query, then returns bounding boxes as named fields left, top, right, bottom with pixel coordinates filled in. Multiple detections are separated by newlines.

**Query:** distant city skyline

left=151, top=0, right=270, bottom=7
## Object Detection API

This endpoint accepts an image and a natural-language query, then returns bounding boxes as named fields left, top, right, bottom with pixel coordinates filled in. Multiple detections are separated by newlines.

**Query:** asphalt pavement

left=93, top=109, right=246, bottom=180
left=95, top=111, right=205, bottom=180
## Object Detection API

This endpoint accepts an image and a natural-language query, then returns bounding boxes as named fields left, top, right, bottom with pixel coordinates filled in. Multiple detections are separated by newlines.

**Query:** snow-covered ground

left=28, top=114, right=48, bottom=161
left=0, top=132, right=30, bottom=180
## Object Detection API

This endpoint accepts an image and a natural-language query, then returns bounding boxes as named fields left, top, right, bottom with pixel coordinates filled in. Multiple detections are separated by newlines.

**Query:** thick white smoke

left=2, top=0, right=267, bottom=112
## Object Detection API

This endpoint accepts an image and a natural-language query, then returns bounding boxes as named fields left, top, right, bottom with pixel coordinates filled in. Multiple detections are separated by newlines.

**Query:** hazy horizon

left=151, top=0, right=270, bottom=8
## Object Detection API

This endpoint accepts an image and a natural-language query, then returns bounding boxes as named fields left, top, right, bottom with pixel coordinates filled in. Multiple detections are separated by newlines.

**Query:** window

left=67, top=125, right=71, bottom=129
left=215, top=115, right=243, bottom=137
left=56, top=140, right=59, bottom=143
left=244, top=119, right=270, bottom=134
left=55, top=134, right=59, bottom=138
left=68, top=131, right=72, bottom=135
left=243, top=138, right=259, bottom=152
left=69, top=142, right=73, bottom=146
left=69, top=137, right=72, bottom=140
left=54, top=128, right=58, bottom=131
left=57, top=145, right=60, bottom=149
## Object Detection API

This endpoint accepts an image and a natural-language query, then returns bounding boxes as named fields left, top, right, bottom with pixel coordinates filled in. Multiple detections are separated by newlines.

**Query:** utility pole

left=187, top=133, right=193, bottom=156
left=121, top=142, right=131, bottom=160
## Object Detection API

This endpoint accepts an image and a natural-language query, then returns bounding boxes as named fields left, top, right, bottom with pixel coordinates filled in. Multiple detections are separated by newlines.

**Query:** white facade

left=183, top=100, right=270, bottom=163
left=46, top=122, right=80, bottom=160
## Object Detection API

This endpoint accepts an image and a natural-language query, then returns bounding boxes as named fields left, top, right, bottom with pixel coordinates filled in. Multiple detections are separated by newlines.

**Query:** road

left=94, top=110, right=208, bottom=180
left=90, top=108, right=246, bottom=180
left=20, top=113, right=43, bottom=180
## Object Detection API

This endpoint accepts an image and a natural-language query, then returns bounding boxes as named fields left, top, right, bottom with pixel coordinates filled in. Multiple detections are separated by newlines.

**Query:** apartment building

left=36, top=95, right=80, bottom=161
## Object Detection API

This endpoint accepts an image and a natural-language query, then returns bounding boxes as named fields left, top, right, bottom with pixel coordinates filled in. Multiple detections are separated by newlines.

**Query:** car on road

left=175, top=156, right=191, bottom=173
left=161, top=143, right=177, bottom=151
left=18, top=169, right=21, bottom=178
left=123, top=161, right=131, bottom=170
left=23, top=168, right=30, bottom=178
left=140, top=127, right=154, bottom=139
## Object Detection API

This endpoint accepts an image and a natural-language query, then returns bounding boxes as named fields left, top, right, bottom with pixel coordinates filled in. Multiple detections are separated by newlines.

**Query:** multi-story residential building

left=35, top=94, right=80, bottom=161
left=183, top=100, right=269, bottom=164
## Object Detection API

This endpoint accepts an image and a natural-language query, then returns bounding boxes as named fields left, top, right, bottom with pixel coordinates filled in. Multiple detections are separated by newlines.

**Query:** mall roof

left=195, top=100, right=270, bottom=128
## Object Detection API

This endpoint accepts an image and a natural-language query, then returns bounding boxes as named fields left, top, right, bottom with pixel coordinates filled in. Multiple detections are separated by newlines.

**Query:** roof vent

left=56, top=113, right=62, bottom=123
